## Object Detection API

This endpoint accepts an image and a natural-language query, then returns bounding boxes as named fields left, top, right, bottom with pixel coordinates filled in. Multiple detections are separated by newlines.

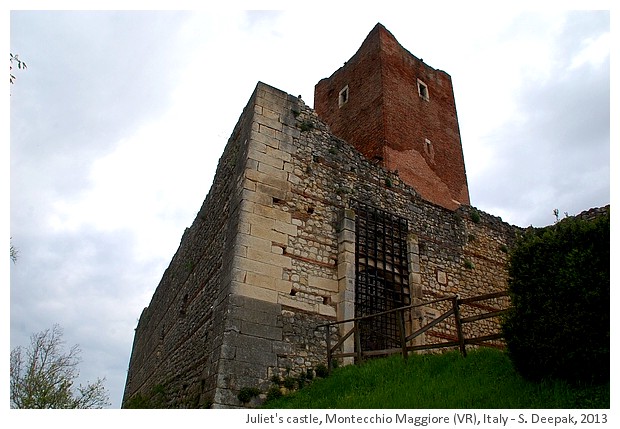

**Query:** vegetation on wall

left=502, top=210, right=609, bottom=385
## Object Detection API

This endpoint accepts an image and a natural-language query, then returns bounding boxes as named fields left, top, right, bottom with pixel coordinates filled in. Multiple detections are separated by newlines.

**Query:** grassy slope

left=262, top=348, right=609, bottom=409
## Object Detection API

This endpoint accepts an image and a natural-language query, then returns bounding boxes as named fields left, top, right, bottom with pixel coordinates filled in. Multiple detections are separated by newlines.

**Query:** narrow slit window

left=417, top=79, right=429, bottom=101
left=339, top=85, right=349, bottom=107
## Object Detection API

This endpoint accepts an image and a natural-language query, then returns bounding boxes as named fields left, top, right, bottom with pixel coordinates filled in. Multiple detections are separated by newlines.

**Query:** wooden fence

left=316, top=291, right=510, bottom=372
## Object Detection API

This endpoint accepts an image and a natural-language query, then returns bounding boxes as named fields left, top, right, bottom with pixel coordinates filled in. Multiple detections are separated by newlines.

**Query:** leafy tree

left=503, top=211, right=609, bottom=385
left=10, top=324, right=110, bottom=408
left=10, top=53, right=27, bottom=84
left=10, top=240, right=18, bottom=263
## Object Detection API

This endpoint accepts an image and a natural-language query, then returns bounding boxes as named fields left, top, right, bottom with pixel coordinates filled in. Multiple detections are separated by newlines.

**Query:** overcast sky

left=6, top=6, right=611, bottom=411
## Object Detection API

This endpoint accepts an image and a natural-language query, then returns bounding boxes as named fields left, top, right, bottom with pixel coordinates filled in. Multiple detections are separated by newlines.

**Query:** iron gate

left=354, top=201, right=410, bottom=352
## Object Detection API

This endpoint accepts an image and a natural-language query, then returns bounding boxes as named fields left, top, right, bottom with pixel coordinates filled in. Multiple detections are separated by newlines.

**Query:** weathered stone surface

left=123, top=27, right=581, bottom=410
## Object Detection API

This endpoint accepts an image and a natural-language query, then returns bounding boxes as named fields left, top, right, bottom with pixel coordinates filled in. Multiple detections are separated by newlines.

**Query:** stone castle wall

left=123, top=82, right=521, bottom=408
left=122, top=86, right=255, bottom=408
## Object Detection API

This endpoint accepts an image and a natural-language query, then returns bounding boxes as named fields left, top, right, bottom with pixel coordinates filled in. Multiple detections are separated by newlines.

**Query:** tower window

left=417, top=79, right=429, bottom=101
left=339, top=85, right=349, bottom=107
left=424, top=138, right=435, bottom=162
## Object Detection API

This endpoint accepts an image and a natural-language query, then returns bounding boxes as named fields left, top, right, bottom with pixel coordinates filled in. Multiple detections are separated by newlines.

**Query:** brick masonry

left=315, top=23, right=469, bottom=210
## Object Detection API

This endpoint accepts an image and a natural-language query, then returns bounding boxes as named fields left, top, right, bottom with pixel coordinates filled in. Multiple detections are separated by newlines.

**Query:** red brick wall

left=314, top=23, right=470, bottom=210
left=314, top=26, right=385, bottom=162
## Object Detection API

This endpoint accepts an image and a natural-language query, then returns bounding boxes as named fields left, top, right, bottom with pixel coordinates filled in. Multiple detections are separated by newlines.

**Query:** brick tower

left=314, top=23, right=470, bottom=210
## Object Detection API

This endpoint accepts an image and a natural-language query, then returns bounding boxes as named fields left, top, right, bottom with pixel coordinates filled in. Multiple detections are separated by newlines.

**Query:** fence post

left=354, top=321, right=363, bottom=363
left=325, top=325, right=332, bottom=374
left=452, top=296, right=467, bottom=357
left=397, top=308, right=408, bottom=360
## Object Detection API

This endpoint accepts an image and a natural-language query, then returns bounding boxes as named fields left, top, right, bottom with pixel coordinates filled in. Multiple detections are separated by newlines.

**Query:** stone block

left=409, top=272, right=421, bottom=285
left=240, top=210, right=275, bottom=230
left=247, top=247, right=292, bottom=270
left=308, top=275, right=338, bottom=292
left=260, top=106, right=281, bottom=122
left=277, top=294, right=316, bottom=313
left=236, top=232, right=273, bottom=253
left=232, top=243, right=247, bottom=258
left=249, top=223, right=287, bottom=244
left=240, top=319, right=282, bottom=341
left=258, top=114, right=283, bottom=132
left=246, top=158, right=259, bottom=171
left=275, top=279, right=292, bottom=294
left=231, top=268, right=247, bottom=283
left=318, top=303, right=337, bottom=317
left=258, top=161, right=286, bottom=179
left=238, top=220, right=250, bottom=235
left=247, top=146, right=284, bottom=170
left=337, top=300, right=355, bottom=321
left=280, top=124, right=301, bottom=139
left=236, top=343, right=278, bottom=367
left=247, top=165, right=290, bottom=187
left=245, top=271, right=276, bottom=290
left=231, top=280, right=278, bottom=303
left=244, top=256, right=285, bottom=279
left=255, top=98, right=284, bottom=117
left=339, top=229, right=355, bottom=244
left=253, top=203, right=291, bottom=223
left=242, top=178, right=256, bottom=192
left=273, top=219, right=297, bottom=236
left=256, top=182, right=288, bottom=201
left=240, top=188, right=272, bottom=206
left=337, top=261, right=355, bottom=280
left=261, top=173, right=291, bottom=192
left=257, top=86, right=287, bottom=105
left=272, top=341, right=292, bottom=355
left=339, top=217, right=355, bottom=233
left=265, top=144, right=291, bottom=162
left=236, top=294, right=281, bottom=314
left=337, top=240, right=355, bottom=254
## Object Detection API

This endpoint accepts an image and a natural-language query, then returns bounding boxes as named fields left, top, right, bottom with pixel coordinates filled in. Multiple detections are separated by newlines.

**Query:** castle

left=122, top=23, right=520, bottom=408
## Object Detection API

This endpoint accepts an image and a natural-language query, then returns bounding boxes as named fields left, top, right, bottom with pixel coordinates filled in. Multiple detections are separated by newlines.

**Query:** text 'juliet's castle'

left=123, top=23, right=521, bottom=408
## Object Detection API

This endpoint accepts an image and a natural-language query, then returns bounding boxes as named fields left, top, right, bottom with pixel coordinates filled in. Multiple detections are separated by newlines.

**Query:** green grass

left=262, top=348, right=609, bottom=409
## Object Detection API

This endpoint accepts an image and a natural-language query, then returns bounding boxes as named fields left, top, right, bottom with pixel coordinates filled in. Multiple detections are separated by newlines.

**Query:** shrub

left=315, top=364, right=329, bottom=378
left=265, top=385, right=283, bottom=402
left=299, top=121, right=314, bottom=132
left=470, top=209, right=481, bottom=224
left=502, top=212, right=609, bottom=385
left=282, top=376, right=296, bottom=390
left=237, top=387, right=261, bottom=405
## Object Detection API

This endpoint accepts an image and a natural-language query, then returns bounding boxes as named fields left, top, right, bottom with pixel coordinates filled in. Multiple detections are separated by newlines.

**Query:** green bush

left=502, top=212, right=609, bottom=385
left=237, top=387, right=261, bottom=404
left=315, top=363, right=329, bottom=378
left=266, top=385, right=283, bottom=402
left=282, top=376, right=296, bottom=390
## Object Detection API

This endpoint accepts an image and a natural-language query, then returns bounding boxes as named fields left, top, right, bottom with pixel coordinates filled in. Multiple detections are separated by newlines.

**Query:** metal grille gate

left=354, top=201, right=410, bottom=352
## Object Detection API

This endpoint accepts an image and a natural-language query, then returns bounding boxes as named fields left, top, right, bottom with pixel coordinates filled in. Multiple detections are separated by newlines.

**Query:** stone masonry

left=123, top=80, right=520, bottom=408
left=123, top=24, right=549, bottom=409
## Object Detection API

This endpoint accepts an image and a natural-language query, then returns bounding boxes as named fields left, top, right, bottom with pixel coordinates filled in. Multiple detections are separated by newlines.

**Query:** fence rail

left=316, top=291, right=510, bottom=371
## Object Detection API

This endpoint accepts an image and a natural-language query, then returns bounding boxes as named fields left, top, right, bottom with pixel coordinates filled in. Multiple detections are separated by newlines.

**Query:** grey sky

left=7, top=8, right=610, bottom=412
